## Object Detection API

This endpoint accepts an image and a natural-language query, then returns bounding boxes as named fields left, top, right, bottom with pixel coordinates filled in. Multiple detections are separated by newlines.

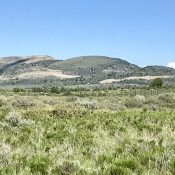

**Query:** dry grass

left=100, top=75, right=172, bottom=84
left=0, top=69, right=80, bottom=81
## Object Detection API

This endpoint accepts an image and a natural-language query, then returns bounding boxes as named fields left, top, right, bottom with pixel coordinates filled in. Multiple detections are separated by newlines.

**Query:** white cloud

left=167, top=62, right=175, bottom=69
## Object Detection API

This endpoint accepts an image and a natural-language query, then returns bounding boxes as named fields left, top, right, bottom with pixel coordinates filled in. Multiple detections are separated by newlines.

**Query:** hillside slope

left=0, top=55, right=175, bottom=87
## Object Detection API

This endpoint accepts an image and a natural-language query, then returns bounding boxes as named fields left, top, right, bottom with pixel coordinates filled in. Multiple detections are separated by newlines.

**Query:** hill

left=0, top=55, right=55, bottom=74
left=0, top=55, right=175, bottom=87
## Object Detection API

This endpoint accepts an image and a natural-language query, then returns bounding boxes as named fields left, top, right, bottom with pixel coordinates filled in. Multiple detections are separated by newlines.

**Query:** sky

left=0, top=0, right=175, bottom=67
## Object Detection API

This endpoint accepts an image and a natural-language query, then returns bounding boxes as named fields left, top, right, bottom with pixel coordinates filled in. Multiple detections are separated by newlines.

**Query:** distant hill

left=0, top=55, right=174, bottom=87
left=0, top=55, right=55, bottom=74
left=0, top=55, right=54, bottom=65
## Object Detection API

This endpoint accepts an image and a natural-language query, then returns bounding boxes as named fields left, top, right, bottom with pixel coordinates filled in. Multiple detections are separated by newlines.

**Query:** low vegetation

left=0, top=87, right=175, bottom=174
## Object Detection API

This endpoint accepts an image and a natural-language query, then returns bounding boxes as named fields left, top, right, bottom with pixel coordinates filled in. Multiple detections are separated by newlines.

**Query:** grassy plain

left=0, top=88, right=175, bottom=174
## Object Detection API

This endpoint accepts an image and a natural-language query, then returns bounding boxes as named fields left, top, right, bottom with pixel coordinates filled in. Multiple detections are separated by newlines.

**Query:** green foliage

left=13, top=88, right=25, bottom=93
left=104, top=159, right=141, bottom=175
left=113, top=159, right=140, bottom=171
left=50, top=86, right=60, bottom=94
left=32, top=87, right=45, bottom=93
left=106, top=166, right=129, bottom=175
left=150, top=78, right=163, bottom=88
left=170, top=158, right=175, bottom=174
left=29, top=156, right=51, bottom=175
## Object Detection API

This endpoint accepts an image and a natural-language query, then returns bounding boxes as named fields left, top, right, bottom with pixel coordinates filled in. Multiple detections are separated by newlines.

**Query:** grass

left=0, top=88, right=175, bottom=174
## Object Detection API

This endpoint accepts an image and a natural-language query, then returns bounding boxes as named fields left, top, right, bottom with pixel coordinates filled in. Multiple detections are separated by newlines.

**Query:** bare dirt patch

left=100, top=76, right=172, bottom=84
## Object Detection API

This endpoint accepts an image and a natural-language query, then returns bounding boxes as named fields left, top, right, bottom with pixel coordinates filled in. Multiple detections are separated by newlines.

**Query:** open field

left=1, top=88, right=175, bottom=174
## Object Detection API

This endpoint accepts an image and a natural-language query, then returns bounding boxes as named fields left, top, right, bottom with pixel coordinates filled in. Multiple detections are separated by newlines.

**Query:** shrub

left=5, top=111, right=35, bottom=127
left=13, top=88, right=26, bottom=93
left=0, top=109, right=9, bottom=121
left=113, top=159, right=139, bottom=171
left=150, top=78, right=163, bottom=88
left=12, top=98, right=36, bottom=108
left=157, top=93, right=174, bottom=103
left=49, top=104, right=89, bottom=118
left=134, top=95, right=146, bottom=103
left=42, top=98, right=58, bottom=105
left=125, top=95, right=146, bottom=108
left=106, top=166, right=129, bottom=175
left=105, top=159, right=141, bottom=175
left=170, top=158, right=175, bottom=174
left=0, top=143, right=11, bottom=166
left=75, top=99, right=98, bottom=109
left=57, top=161, right=76, bottom=175
left=29, top=156, right=51, bottom=175
left=147, top=104, right=160, bottom=111
left=50, top=86, right=60, bottom=94
left=32, top=87, right=45, bottom=93
left=0, top=96, right=7, bottom=107
left=125, top=98, right=143, bottom=108
left=108, top=103, right=126, bottom=111
left=5, top=111, right=21, bottom=127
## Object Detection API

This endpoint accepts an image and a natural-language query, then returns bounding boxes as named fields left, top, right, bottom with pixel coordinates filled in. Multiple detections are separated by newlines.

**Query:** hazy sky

left=0, top=0, right=175, bottom=66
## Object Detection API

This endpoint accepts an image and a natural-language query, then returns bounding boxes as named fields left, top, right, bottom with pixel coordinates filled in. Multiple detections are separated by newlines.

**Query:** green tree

left=150, top=78, right=163, bottom=88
